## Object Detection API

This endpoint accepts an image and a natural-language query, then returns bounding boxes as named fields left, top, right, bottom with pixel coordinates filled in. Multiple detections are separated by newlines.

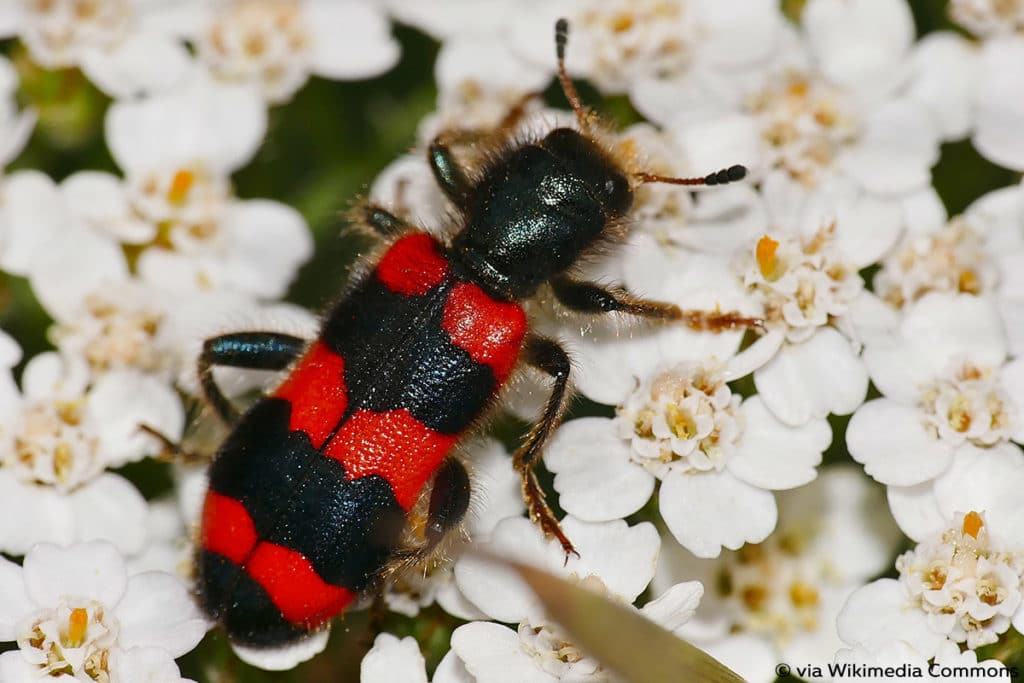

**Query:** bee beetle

left=192, top=18, right=757, bottom=668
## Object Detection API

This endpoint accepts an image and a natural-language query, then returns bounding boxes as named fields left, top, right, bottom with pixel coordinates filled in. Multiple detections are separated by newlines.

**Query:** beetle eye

left=602, top=173, right=632, bottom=217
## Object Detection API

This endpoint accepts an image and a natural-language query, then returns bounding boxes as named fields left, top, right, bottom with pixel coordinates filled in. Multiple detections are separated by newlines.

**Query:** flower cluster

left=0, top=0, right=1021, bottom=681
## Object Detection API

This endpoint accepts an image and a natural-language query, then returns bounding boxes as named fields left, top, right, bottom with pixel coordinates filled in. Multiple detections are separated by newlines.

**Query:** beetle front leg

left=514, top=335, right=577, bottom=557
left=551, top=275, right=763, bottom=332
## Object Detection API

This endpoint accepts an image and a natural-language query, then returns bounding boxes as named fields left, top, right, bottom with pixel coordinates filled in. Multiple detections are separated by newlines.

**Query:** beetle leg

left=199, top=332, right=307, bottom=425
left=551, top=275, right=764, bottom=332
left=425, top=457, right=472, bottom=549
left=427, top=138, right=474, bottom=208
left=514, top=335, right=577, bottom=558
left=349, top=202, right=412, bottom=239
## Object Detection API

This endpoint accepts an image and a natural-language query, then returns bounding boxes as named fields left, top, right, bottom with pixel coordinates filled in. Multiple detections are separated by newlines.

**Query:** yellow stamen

left=962, top=511, right=983, bottom=538
left=756, top=235, right=780, bottom=279
left=789, top=581, right=819, bottom=608
left=167, top=169, right=195, bottom=205
left=67, top=608, right=88, bottom=647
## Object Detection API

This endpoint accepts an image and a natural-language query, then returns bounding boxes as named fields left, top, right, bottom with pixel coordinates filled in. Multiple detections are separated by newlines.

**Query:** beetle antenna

left=635, top=165, right=748, bottom=187
left=555, top=18, right=590, bottom=132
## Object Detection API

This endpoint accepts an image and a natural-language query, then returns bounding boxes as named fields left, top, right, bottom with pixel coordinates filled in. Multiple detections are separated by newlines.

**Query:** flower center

left=576, top=0, right=691, bottom=88
left=617, top=362, right=741, bottom=476
left=5, top=398, right=103, bottom=493
left=746, top=72, right=860, bottom=187
left=742, top=227, right=862, bottom=343
left=897, top=511, right=1024, bottom=649
left=23, top=0, right=131, bottom=67
left=874, top=218, right=996, bottom=309
left=201, top=0, right=312, bottom=102
left=17, top=600, right=118, bottom=679
left=715, top=528, right=829, bottom=647
left=129, top=163, right=230, bottom=252
left=52, top=292, right=165, bottom=375
left=918, top=359, right=1014, bottom=447
left=949, top=0, right=1024, bottom=37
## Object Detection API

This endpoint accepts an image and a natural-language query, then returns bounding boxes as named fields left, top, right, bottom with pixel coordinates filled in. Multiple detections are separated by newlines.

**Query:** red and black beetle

left=193, top=18, right=755, bottom=656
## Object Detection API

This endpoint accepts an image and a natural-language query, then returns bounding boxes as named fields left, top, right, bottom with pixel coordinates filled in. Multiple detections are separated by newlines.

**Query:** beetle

left=191, top=18, right=758, bottom=663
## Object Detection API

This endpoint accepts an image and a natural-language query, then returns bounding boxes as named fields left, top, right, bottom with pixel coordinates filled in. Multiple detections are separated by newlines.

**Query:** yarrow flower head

left=874, top=218, right=997, bottom=309
left=0, top=542, right=206, bottom=682
left=897, top=510, right=1024, bottom=649
left=547, top=361, right=830, bottom=558
left=743, top=227, right=862, bottom=343
left=655, top=467, right=901, bottom=682
left=617, top=360, right=741, bottom=477
left=843, top=446, right=1024, bottom=660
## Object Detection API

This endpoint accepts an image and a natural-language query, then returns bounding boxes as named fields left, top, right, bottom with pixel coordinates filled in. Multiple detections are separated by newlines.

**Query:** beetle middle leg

left=551, top=275, right=764, bottom=332
left=514, top=335, right=577, bottom=557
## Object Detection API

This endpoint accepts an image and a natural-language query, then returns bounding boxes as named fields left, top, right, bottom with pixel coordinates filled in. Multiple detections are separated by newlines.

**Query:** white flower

left=95, top=75, right=311, bottom=298
left=872, top=181, right=1024, bottom=356
left=728, top=228, right=869, bottom=426
left=153, top=0, right=399, bottom=104
left=546, top=362, right=829, bottom=559
left=0, top=541, right=206, bottom=682
left=0, top=349, right=181, bottom=555
left=844, top=446, right=1024, bottom=658
left=652, top=466, right=900, bottom=683
left=0, top=0, right=191, bottom=98
left=849, top=293, right=1024, bottom=488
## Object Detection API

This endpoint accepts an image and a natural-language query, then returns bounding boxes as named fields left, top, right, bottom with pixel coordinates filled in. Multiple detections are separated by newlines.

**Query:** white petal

left=28, top=227, right=127, bottom=321
left=106, top=76, right=266, bottom=175
left=836, top=579, right=944, bottom=658
left=306, top=0, right=400, bottom=80
left=450, top=622, right=557, bottom=683
left=0, top=474, right=74, bottom=555
left=804, top=0, right=914, bottom=97
left=463, top=438, right=523, bottom=539
left=1001, top=360, right=1024, bottom=443
left=108, top=647, right=190, bottom=683
left=728, top=396, right=830, bottom=490
left=24, top=541, right=127, bottom=607
left=933, top=444, right=1024, bottom=547
left=906, top=32, right=977, bottom=141
left=116, top=572, right=208, bottom=656
left=432, top=650, right=474, bottom=683
left=79, top=32, right=192, bottom=99
left=700, top=634, right=779, bottom=683
left=846, top=399, right=952, bottom=486
left=782, top=466, right=902, bottom=581
left=671, top=113, right=764, bottom=180
left=218, top=199, right=313, bottom=298
left=974, top=38, right=1024, bottom=172
left=0, top=170, right=63, bottom=275
left=639, top=581, right=703, bottom=634
left=360, top=634, right=429, bottom=683
left=660, top=469, right=777, bottom=558
left=0, top=556, right=30, bottom=640
left=231, top=629, right=330, bottom=671
left=69, top=473, right=150, bottom=554
left=89, top=371, right=184, bottom=466
left=754, top=328, right=868, bottom=426
left=886, top=481, right=945, bottom=543
left=61, top=171, right=154, bottom=243
left=545, top=417, right=656, bottom=521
